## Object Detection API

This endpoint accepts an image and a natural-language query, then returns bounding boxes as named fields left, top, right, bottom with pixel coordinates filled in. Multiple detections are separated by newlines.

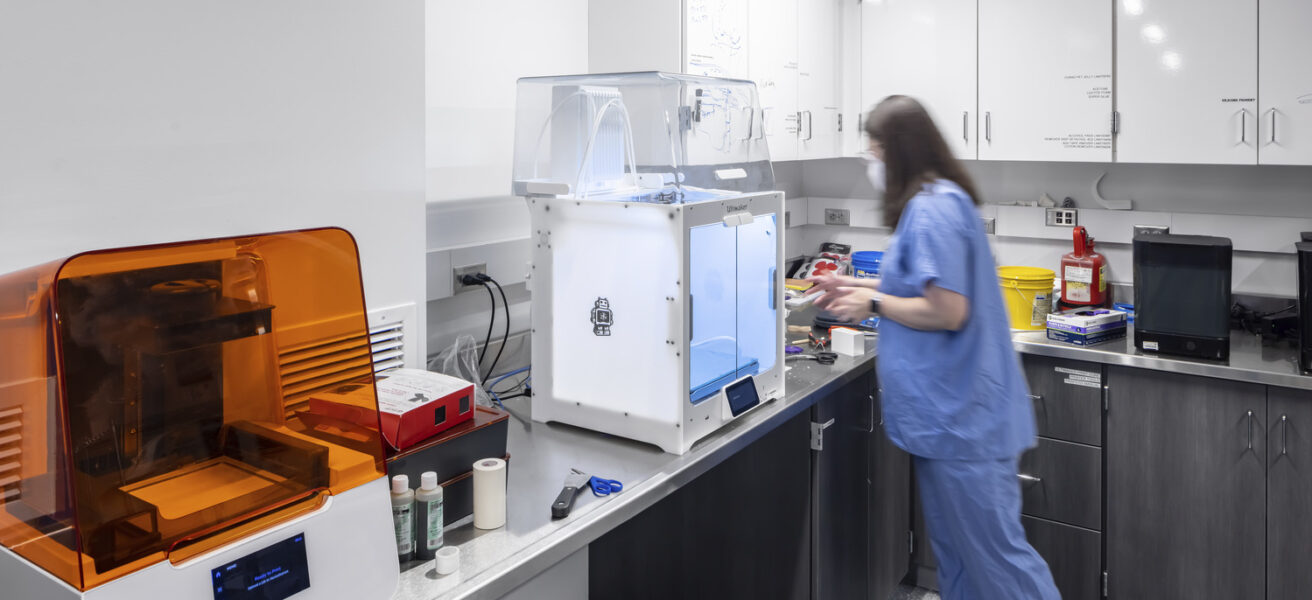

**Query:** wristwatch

left=868, top=292, right=883, bottom=316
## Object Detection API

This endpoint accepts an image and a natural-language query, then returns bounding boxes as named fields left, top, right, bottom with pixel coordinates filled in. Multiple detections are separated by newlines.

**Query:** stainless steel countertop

left=1011, top=326, right=1312, bottom=391
left=393, top=316, right=1311, bottom=600
left=392, top=337, right=877, bottom=599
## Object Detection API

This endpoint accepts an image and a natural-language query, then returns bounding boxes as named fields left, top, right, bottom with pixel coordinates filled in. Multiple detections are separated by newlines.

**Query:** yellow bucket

left=998, top=266, right=1055, bottom=330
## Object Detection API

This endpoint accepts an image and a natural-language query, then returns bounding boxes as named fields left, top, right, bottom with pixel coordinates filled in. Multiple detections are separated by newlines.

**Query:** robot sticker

left=591, top=297, right=613, bottom=336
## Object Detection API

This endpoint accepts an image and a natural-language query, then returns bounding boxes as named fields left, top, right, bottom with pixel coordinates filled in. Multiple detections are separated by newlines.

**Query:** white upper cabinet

left=685, top=0, right=749, bottom=79
left=1116, top=0, right=1258, bottom=165
left=1259, top=0, right=1312, bottom=165
left=978, top=0, right=1113, bottom=162
left=797, top=0, right=842, bottom=160
left=749, top=0, right=800, bottom=161
left=590, top=0, right=856, bottom=162
left=861, top=0, right=978, bottom=159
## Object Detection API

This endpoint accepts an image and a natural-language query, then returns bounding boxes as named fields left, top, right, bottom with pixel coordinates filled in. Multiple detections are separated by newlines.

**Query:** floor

left=891, top=584, right=940, bottom=600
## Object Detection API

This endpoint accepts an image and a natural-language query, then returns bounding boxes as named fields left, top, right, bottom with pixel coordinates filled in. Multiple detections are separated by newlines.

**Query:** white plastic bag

left=428, top=334, right=492, bottom=407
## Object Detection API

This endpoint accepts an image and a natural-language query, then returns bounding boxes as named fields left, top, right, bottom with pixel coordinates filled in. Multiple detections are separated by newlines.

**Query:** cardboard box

left=1046, top=308, right=1128, bottom=335
left=1046, top=327, right=1127, bottom=346
left=311, top=369, right=475, bottom=451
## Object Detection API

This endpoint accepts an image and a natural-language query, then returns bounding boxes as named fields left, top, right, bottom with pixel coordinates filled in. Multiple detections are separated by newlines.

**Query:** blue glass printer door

left=689, top=221, right=739, bottom=404
left=688, top=213, right=777, bottom=405
left=735, top=214, right=777, bottom=379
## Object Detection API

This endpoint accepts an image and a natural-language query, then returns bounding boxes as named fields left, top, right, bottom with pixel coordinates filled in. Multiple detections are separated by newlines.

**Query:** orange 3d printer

left=0, top=228, right=398, bottom=599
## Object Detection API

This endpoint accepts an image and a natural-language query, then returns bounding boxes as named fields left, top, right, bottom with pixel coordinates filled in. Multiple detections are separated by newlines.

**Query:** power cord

left=476, top=281, right=496, bottom=367
left=477, top=274, right=511, bottom=386
left=458, top=272, right=513, bottom=386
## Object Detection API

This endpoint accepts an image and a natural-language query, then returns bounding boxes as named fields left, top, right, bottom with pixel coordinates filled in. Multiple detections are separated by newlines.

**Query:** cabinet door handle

left=1248, top=410, right=1255, bottom=450
left=1281, top=414, right=1288, bottom=456
left=1241, top=109, right=1249, bottom=144
left=804, top=111, right=814, bottom=141
left=1271, top=110, right=1278, bottom=145
left=962, top=111, right=969, bottom=142
left=866, top=394, right=877, bottom=433
left=1112, top=111, right=1120, bottom=135
left=1028, top=394, right=1043, bottom=402
left=1017, top=473, right=1042, bottom=485
left=985, top=112, right=992, bottom=143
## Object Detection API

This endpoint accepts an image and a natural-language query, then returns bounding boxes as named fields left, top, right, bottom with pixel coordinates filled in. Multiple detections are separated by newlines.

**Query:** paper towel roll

left=472, top=458, right=506, bottom=529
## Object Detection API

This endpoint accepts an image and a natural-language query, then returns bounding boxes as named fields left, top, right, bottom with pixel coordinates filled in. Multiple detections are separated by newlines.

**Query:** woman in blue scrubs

left=811, top=96, right=1059, bottom=600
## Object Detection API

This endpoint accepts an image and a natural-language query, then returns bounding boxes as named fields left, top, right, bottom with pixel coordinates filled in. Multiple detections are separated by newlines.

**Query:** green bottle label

left=426, top=499, right=444, bottom=549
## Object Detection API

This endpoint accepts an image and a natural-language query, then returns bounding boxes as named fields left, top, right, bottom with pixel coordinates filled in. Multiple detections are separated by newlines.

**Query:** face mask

left=865, top=157, right=886, bottom=195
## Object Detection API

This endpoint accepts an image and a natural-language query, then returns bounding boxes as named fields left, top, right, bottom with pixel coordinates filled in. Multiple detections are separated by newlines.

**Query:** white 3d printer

left=512, top=72, right=785, bottom=454
left=0, top=229, right=397, bottom=599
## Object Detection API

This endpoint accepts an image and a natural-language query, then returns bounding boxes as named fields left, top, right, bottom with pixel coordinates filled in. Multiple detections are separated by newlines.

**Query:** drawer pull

left=1017, top=473, right=1042, bottom=485
left=1248, top=410, right=1255, bottom=450
left=1281, top=414, right=1288, bottom=456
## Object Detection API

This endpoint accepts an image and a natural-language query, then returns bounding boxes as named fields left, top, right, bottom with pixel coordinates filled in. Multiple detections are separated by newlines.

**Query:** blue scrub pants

left=914, top=455, right=1060, bottom=600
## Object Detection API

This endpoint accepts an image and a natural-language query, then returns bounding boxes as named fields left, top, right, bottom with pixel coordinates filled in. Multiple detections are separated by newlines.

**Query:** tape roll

left=472, top=458, right=507, bottom=530
left=434, top=545, right=460, bottom=575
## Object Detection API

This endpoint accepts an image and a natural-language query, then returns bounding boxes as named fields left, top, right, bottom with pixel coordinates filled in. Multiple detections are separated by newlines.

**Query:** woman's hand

left=813, top=286, right=878, bottom=323
left=806, top=272, right=878, bottom=296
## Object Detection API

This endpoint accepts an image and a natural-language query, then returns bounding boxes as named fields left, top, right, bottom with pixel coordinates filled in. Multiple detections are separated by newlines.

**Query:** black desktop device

left=1133, top=234, right=1232, bottom=361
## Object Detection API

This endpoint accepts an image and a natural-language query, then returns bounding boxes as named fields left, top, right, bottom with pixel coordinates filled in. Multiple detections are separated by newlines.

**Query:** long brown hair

left=864, top=95, right=982, bottom=227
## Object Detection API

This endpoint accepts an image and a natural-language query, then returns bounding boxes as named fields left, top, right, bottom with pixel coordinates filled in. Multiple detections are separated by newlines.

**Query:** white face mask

left=865, top=157, right=886, bottom=195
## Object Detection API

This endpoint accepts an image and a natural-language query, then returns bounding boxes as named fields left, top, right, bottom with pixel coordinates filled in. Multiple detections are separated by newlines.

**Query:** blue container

left=852, top=250, right=883, bottom=279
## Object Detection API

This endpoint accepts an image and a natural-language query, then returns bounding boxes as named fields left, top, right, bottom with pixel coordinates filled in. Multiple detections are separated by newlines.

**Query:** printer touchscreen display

left=211, top=533, right=311, bottom=600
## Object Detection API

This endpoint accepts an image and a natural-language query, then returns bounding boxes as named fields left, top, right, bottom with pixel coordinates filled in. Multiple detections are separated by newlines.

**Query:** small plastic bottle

left=391, top=474, right=415, bottom=561
left=415, top=471, right=445, bottom=560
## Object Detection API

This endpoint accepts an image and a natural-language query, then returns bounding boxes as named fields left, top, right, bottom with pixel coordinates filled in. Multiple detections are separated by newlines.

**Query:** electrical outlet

left=981, top=217, right=996, bottom=234
left=1134, top=224, right=1170, bottom=238
left=453, top=263, right=487, bottom=293
left=824, top=208, right=850, bottom=226
left=1045, top=208, right=1078, bottom=227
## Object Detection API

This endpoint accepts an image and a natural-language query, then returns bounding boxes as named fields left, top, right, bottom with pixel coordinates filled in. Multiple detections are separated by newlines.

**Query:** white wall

left=786, top=157, right=1312, bottom=297
left=0, top=0, right=428, bottom=361
left=424, top=0, right=589, bottom=362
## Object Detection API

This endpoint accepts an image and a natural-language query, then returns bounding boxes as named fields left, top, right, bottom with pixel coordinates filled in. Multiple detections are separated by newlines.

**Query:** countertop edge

left=1012, top=336, right=1312, bottom=391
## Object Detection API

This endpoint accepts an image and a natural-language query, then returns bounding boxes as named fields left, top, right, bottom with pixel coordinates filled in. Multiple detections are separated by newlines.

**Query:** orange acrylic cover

left=0, top=228, right=388, bottom=591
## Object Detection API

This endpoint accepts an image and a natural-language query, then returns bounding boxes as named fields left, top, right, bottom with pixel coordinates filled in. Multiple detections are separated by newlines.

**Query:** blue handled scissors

left=588, top=475, right=623, bottom=497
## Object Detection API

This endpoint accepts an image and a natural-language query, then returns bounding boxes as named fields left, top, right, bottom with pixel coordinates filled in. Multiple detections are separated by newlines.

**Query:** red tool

left=1060, top=226, right=1108, bottom=309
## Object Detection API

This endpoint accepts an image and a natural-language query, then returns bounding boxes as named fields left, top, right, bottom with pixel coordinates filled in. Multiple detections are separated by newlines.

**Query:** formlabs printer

left=0, top=229, right=398, bottom=599
left=511, top=72, right=785, bottom=454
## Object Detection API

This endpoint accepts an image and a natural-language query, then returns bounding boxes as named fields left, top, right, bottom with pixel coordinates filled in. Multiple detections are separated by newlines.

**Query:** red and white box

left=310, top=368, right=475, bottom=451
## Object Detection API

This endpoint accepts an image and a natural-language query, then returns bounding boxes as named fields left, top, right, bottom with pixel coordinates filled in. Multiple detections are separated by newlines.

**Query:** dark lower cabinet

left=1267, top=387, right=1312, bottom=600
left=1106, top=366, right=1267, bottom=600
left=1018, top=437, right=1101, bottom=531
left=1021, top=516, right=1101, bottom=600
left=588, top=410, right=812, bottom=600
left=1022, top=354, right=1104, bottom=446
left=814, top=371, right=911, bottom=600
left=868, top=384, right=910, bottom=600
left=813, top=374, right=872, bottom=600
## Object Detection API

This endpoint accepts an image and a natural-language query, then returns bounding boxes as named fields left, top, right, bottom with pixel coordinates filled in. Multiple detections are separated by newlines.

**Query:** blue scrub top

left=876, top=180, right=1036, bottom=460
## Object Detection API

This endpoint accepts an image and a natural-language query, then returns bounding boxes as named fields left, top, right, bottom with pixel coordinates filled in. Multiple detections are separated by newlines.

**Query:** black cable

left=475, top=280, right=496, bottom=367
left=481, top=276, right=511, bottom=386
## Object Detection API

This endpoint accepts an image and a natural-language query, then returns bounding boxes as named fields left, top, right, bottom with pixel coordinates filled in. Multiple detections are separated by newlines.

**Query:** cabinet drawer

left=1023, top=516, right=1102, bottom=600
left=1022, top=354, right=1103, bottom=446
left=1019, top=437, right=1101, bottom=530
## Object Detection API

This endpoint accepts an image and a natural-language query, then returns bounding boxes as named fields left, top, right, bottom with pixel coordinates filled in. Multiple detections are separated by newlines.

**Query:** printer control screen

left=212, top=533, right=311, bottom=600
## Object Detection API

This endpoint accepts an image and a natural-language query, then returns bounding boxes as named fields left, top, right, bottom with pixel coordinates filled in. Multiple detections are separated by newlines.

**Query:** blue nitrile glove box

left=1046, top=308, right=1127, bottom=346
